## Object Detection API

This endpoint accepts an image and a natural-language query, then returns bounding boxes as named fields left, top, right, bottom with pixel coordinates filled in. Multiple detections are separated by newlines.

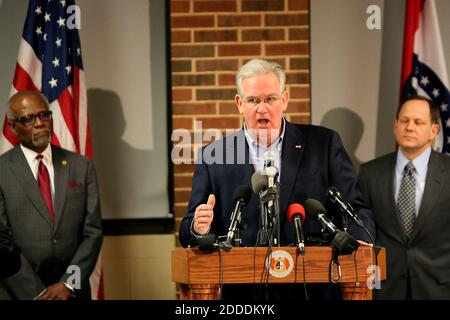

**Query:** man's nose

left=256, top=102, right=269, bottom=113
left=34, top=116, right=44, bottom=127
left=405, top=121, right=414, bottom=130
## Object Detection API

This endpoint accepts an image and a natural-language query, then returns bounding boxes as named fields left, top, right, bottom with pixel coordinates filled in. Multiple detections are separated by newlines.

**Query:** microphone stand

left=259, top=183, right=280, bottom=247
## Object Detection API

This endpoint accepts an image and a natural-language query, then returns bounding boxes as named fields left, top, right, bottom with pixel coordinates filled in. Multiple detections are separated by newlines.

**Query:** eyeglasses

left=243, top=95, right=281, bottom=108
left=12, top=110, right=53, bottom=126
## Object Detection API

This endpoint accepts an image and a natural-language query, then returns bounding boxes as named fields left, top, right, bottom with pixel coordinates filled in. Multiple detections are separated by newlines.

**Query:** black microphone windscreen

left=251, top=171, right=268, bottom=194
left=304, top=198, right=326, bottom=220
left=198, top=234, right=217, bottom=253
left=233, top=185, right=252, bottom=204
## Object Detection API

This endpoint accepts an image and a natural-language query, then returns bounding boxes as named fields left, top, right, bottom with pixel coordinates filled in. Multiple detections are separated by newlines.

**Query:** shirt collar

left=243, top=117, right=286, bottom=149
left=20, top=143, right=52, bottom=164
left=396, top=147, right=431, bottom=177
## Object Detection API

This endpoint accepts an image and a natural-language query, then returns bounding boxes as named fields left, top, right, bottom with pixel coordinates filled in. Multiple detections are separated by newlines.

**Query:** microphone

left=223, top=185, right=252, bottom=250
left=304, top=198, right=359, bottom=255
left=304, top=199, right=339, bottom=234
left=251, top=171, right=268, bottom=194
left=287, top=203, right=306, bottom=256
left=263, top=150, right=278, bottom=188
left=327, top=187, right=365, bottom=228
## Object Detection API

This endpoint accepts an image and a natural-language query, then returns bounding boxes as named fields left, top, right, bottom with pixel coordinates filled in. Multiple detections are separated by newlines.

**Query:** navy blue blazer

left=179, top=121, right=374, bottom=247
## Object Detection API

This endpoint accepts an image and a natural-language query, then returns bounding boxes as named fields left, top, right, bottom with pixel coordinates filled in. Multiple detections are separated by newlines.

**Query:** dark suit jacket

left=359, top=150, right=450, bottom=299
left=0, top=221, right=20, bottom=280
left=180, top=121, right=374, bottom=248
left=0, top=145, right=103, bottom=299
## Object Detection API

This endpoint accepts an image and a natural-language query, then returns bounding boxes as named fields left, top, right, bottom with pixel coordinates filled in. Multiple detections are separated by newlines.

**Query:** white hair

left=235, top=58, right=286, bottom=96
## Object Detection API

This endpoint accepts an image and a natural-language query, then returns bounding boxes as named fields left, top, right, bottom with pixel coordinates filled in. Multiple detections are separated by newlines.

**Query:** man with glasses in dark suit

left=0, top=90, right=102, bottom=300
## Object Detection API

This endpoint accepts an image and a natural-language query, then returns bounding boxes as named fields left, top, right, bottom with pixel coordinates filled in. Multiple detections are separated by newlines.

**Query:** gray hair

left=6, top=90, right=49, bottom=122
left=236, top=59, right=286, bottom=97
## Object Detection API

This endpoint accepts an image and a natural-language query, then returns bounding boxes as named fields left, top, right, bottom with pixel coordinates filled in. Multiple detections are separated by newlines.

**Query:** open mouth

left=257, top=119, right=269, bottom=126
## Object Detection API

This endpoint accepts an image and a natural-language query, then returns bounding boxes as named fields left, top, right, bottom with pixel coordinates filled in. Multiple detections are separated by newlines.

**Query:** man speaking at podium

left=179, top=59, right=374, bottom=300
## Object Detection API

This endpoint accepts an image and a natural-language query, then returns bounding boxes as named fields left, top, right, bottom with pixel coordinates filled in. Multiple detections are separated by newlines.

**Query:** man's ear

left=281, top=90, right=289, bottom=112
left=235, top=94, right=243, bottom=114
left=8, top=121, right=17, bottom=136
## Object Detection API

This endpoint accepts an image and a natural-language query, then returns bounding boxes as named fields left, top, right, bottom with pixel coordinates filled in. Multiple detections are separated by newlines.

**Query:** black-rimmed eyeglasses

left=12, top=110, right=53, bottom=126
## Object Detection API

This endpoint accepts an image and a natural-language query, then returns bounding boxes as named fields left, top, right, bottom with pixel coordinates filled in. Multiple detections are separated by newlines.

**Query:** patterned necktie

left=36, top=154, right=55, bottom=221
left=397, top=161, right=416, bottom=239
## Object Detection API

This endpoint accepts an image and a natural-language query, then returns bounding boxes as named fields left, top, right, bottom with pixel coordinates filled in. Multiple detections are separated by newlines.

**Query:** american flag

left=0, top=0, right=104, bottom=299
left=400, top=0, right=450, bottom=154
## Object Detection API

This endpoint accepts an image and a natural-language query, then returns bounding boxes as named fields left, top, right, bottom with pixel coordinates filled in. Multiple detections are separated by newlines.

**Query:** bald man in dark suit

left=0, top=91, right=102, bottom=300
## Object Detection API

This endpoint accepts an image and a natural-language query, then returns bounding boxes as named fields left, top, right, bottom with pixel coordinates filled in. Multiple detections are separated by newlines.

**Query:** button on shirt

left=394, top=147, right=431, bottom=217
left=244, top=118, right=286, bottom=182
left=20, top=144, right=55, bottom=200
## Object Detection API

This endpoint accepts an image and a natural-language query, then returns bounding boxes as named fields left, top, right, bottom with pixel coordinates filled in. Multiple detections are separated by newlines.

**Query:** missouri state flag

left=400, top=0, right=450, bottom=154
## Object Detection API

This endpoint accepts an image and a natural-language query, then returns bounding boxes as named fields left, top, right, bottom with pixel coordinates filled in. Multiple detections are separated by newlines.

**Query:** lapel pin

left=295, top=145, right=302, bottom=149
left=62, top=160, right=68, bottom=166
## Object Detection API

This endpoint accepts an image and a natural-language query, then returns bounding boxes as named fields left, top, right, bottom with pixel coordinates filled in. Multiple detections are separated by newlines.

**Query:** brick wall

left=170, top=0, right=311, bottom=242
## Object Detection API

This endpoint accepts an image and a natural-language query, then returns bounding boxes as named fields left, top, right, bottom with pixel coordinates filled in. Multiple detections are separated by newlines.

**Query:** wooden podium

left=172, top=246, right=385, bottom=300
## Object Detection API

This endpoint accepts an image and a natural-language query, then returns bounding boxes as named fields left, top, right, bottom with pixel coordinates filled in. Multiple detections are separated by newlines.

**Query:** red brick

left=218, top=74, right=236, bottom=86
left=174, top=190, right=191, bottom=203
left=171, top=0, right=190, bottom=13
left=172, top=74, right=215, bottom=86
left=218, top=15, right=261, bottom=27
left=172, top=103, right=216, bottom=115
left=173, top=117, right=193, bottom=130
left=289, top=28, right=310, bottom=41
left=266, top=43, right=309, bottom=56
left=172, top=60, right=192, bottom=72
left=197, top=117, right=241, bottom=129
left=173, top=163, right=196, bottom=174
left=286, top=101, right=310, bottom=113
left=242, top=29, right=285, bottom=41
left=219, top=102, right=240, bottom=115
left=172, top=45, right=215, bottom=57
left=197, top=89, right=237, bottom=101
left=174, top=175, right=193, bottom=188
left=195, top=30, right=237, bottom=42
left=288, top=0, right=309, bottom=11
left=196, top=59, right=238, bottom=71
left=172, top=89, right=193, bottom=101
left=289, top=86, right=310, bottom=99
left=265, top=13, right=308, bottom=26
left=286, top=72, right=310, bottom=85
left=242, top=0, right=284, bottom=11
left=171, top=30, right=191, bottom=43
left=174, top=203, right=189, bottom=217
left=171, top=16, right=215, bottom=28
left=194, top=0, right=237, bottom=12
left=290, top=57, right=310, bottom=70
left=218, top=44, right=261, bottom=56
left=290, top=115, right=310, bottom=124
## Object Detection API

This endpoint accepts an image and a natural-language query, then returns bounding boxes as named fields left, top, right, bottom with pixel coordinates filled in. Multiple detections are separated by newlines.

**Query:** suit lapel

left=52, top=146, right=69, bottom=232
left=8, top=146, right=53, bottom=227
left=376, top=153, right=407, bottom=242
left=227, top=129, right=254, bottom=187
left=412, top=151, right=446, bottom=240
left=279, top=122, right=305, bottom=221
